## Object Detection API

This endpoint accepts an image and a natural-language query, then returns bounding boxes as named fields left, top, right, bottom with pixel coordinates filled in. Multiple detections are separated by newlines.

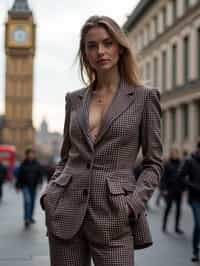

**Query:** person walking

left=178, top=141, right=200, bottom=262
left=16, top=147, right=43, bottom=228
left=161, top=148, right=184, bottom=234
left=40, top=15, right=163, bottom=266
left=0, top=161, right=7, bottom=202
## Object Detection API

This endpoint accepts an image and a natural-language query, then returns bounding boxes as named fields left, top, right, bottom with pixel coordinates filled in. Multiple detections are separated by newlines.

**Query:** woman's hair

left=77, top=15, right=143, bottom=86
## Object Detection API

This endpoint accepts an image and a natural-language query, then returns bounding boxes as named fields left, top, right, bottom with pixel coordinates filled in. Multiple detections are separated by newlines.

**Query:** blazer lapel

left=93, top=78, right=136, bottom=146
left=76, top=79, right=136, bottom=150
left=76, top=84, right=95, bottom=151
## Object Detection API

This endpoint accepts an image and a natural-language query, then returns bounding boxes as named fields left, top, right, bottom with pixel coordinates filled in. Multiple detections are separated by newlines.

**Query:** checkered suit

left=40, top=78, right=163, bottom=262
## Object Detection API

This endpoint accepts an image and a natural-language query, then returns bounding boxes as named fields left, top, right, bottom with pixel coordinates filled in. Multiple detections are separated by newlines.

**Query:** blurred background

left=0, top=0, right=200, bottom=265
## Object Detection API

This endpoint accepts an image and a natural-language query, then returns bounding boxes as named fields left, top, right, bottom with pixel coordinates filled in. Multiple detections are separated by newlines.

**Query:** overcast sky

left=0, top=0, right=139, bottom=133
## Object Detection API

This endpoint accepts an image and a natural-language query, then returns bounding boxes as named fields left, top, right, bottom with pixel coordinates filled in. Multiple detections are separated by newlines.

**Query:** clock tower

left=3, top=0, right=36, bottom=159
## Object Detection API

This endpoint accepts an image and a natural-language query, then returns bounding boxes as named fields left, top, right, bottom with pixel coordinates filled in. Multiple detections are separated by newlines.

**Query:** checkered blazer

left=40, top=78, right=163, bottom=249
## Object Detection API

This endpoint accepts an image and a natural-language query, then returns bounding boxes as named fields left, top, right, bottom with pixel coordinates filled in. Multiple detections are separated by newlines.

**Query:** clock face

left=12, top=27, right=29, bottom=44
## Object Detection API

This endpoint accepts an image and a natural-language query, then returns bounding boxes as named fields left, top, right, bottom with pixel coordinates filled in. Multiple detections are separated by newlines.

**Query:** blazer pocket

left=106, top=178, right=136, bottom=220
left=120, top=183, right=136, bottom=193
left=106, top=178, right=125, bottom=195
left=53, top=173, right=73, bottom=187
left=45, top=173, right=73, bottom=212
left=106, top=178, right=136, bottom=195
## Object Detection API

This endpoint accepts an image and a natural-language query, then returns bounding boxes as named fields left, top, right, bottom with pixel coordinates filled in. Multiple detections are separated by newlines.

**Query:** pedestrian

left=161, top=148, right=184, bottom=234
left=15, top=147, right=43, bottom=228
left=40, top=15, right=163, bottom=266
left=0, top=161, right=7, bottom=202
left=178, top=141, right=200, bottom=262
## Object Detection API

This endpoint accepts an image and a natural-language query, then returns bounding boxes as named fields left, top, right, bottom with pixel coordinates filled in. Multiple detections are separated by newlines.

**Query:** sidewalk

left=0, top=183, right=49, bottom=266
left=0, top=183, right=198, bottom=266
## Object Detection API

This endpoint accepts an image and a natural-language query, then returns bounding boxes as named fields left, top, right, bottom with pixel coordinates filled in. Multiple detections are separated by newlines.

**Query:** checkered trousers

left=48, top=207, right=134, bottom=266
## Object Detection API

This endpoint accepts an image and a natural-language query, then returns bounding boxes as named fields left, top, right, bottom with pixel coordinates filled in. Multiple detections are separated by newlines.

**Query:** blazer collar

left=77, top=78, right=136, bottom=151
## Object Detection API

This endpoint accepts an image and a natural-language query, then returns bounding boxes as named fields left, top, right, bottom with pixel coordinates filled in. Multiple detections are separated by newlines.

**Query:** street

left=0, top=183, right=198, bottom=266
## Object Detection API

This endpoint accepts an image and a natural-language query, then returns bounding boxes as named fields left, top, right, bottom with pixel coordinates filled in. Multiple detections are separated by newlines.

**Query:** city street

left=0, top=182, right=198, bottom=266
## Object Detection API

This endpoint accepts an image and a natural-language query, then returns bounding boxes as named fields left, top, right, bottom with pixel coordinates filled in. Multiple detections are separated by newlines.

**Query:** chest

left=70, top=98, right=143, bottom=146
left=87, top=92, right=116, bottom=141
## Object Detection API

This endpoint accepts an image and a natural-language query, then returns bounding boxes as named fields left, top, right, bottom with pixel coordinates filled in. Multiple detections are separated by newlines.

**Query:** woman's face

left=84, top=26, right=121, bottom=73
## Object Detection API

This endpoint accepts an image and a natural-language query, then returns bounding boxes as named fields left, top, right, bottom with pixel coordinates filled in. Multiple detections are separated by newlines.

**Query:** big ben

left=3, top=0, right=36, bottom=159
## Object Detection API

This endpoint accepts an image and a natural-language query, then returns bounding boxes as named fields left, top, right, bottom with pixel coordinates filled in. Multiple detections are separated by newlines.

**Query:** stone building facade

left=124, top=0, right=200, bottom=156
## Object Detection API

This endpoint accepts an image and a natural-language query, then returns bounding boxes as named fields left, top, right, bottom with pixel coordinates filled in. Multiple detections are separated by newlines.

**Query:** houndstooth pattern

left=48, top=210, right=134, bottom=266
left=40, top=78, right=163, bottom=252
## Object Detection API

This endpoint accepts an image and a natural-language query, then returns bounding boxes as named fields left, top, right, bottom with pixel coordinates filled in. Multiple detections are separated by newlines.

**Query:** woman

left=40, top=15, right=163, bottom=266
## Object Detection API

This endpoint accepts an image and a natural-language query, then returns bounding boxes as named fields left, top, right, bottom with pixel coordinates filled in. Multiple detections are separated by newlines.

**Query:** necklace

left=92, top=89, right=105, bottom=104
left=92, top=86, right=118, bottom=105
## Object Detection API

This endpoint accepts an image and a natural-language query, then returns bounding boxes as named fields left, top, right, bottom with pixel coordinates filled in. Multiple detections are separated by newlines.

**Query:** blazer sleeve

left=40, top=92, right=71, bottom=209
left=50, top=92, right=71, bottom=181
left=126, top=88, right=164, bottom=219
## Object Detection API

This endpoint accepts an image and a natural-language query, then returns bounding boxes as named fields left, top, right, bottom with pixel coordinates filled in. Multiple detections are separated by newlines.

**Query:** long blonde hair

left=77, top=15, right=143, bottom=86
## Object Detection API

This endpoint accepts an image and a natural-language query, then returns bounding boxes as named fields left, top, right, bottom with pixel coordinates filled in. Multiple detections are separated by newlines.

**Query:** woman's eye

left=87, top=44, right=96, bottom=49
left=104, top=41, right=113, bottom=47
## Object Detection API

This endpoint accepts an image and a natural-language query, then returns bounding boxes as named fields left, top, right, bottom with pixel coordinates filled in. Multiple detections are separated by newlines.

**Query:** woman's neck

left=94, top=68, right=120, bottom=94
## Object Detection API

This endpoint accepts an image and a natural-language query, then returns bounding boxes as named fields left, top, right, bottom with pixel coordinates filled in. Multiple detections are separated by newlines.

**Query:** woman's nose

left=97, top=44, right=105, bottom=54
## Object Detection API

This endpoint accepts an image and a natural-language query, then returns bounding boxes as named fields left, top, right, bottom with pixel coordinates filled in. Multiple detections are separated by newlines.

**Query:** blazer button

left=86, top=162, right=91, bottom=169
left=83, top=189, right=88, bottom=196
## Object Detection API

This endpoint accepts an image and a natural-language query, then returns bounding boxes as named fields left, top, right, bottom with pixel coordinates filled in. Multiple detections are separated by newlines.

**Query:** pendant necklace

left=92, top=89, right=104, bottom=104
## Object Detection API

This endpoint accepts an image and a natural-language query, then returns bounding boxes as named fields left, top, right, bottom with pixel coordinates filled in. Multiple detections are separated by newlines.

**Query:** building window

left=153, top=15, right=158, bottom=37
left=198, top=101, right=200, bottom=136
left=162, top=6, right=167, bottom=30
left=153, top=57, right=158, bottom=87
left=183, top=35, right=189, bottom=83
left=140, top=65, right=144, bottom=80
left=140, top=30, right=144, bottom=48
left=198, top=28, right=200, bottom=78
left=146, top=23, right=150, bottom=43
left=146, top=61, right=151, bottom=82
left=182, top=104, right=189, bottom=138
left=172, top=0, right=177, bottom=22
left=184, top=0, right=190, bottom=11
left=136, top=35, right=140, bottom=52
left=172, top=44, right=177, bottom=88
left=162, top=50, right=167, bottom=91
left=162, top=111, right=166, bottom=142
left=171, top=108, right=176, bottom=141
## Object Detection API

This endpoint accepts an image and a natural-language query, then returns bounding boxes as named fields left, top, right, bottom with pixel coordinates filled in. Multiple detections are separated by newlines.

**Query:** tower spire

left=9, top=0, right=31, bottom=13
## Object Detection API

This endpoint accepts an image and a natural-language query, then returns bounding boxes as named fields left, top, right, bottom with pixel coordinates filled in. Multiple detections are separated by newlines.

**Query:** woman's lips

left=96, top=59, right=110, bottom=64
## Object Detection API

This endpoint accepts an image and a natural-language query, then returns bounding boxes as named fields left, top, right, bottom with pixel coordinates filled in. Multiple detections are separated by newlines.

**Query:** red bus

left=0, top=145, right=16, bottom=180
